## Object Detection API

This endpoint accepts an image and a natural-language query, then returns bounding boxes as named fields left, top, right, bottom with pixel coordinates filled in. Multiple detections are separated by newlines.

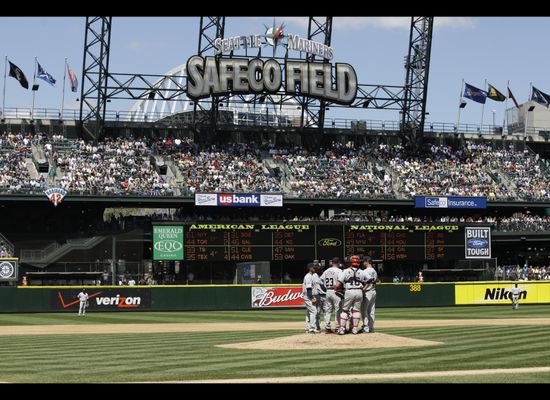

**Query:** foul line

left=140, top=366, right=550, bottom=383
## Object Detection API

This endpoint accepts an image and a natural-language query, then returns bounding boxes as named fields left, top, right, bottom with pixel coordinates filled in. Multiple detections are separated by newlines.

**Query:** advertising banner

left=195, top=193, right=283, bottom=207
left=455, top=282, right=550, bottom=305
left=251, top=286, right=304, bottom=308
left=415, top=196, right=487, bottom=209
left=464, top=227, right=491, bottom=259
left=153, top=226, right=184, bottom=260
left=52, top=288, right=151, bottom=311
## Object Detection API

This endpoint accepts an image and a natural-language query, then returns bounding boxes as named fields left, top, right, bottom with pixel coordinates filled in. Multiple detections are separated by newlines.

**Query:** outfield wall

left=0, top=281, right=546, bottom=312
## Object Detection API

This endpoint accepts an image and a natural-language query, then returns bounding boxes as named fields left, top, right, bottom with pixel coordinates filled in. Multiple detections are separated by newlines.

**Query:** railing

left=2, top=107, right=550, bottom=137
left=0, top=232, right=15, bottom=255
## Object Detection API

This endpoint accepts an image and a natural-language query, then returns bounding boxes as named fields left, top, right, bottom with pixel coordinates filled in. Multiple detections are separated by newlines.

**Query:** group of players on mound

left=303, top=255, right=378, bottom=335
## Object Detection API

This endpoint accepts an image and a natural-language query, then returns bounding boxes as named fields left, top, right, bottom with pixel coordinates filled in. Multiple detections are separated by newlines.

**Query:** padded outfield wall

left=0, top=281, right=547, bottom=312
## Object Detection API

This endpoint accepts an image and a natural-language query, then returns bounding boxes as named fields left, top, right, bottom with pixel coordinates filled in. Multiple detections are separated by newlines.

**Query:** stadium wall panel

left=1, top=282, right=548, bottom=312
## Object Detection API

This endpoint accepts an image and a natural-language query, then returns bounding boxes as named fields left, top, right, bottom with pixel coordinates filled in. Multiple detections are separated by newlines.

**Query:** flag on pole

left=507, top=86, right=520, bottom=108
left=8, top=61, right=29, bottom=89
left=67, top=64, right=78, bottom=92
left=463, top=82, right=487, bottom=104
left=36, top=61, right=56, bottom=86
left=531, top=86, right=550, bottom=108
left=487, top=84, right=506, bottom=102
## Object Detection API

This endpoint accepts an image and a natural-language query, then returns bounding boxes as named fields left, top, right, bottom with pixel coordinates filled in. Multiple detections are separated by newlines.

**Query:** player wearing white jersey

left=303, top=263, right=319, bottom=333
left=511, top=283, right=522, bottom=310
left=77, top=289, right=88, bottom=316
left=319, top=257, right=343, bottom=333
left=312, top=263, right=325, bottom=331
left=335, top=255, right=363, bottom=335
left=360, top=256, right=378, bottom=333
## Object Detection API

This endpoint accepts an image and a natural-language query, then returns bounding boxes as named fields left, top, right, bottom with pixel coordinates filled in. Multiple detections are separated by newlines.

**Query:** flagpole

left=31, top=57, right=37, bottom=120
left=61, top=57, right=67, bottom=119
left=504, top=80, right=509, bottom=135
left=456, top=78, right=464, bottom=133
left=2, top=56, right=6, bottom=119
left=525, top=82, right=532, bottom=147
left=480, top=78, right=486, bottom=134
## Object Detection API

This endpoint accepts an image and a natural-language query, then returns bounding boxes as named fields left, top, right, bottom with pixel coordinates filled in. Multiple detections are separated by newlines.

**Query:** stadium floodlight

left=32, top=84, right=39, bottom=91
left=528, top=105, right=535, bottom=112
left=459, top=100, right=467, bottom=109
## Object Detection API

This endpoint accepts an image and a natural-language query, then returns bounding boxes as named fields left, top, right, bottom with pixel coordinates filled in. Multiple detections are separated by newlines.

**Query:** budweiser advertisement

left=251, top=286, right=304, bottom=308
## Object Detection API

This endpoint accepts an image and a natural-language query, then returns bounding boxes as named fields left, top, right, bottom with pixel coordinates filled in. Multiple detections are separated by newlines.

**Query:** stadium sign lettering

left=188, top=224, right=256, bottom=231
left=186, top=56, right=357, bottom=105
left=465, top=227, right=491, bottom=259
left=349, top=225, right=459, bottom=232
left=260, top=224, right=309, bottom=230
left=484, top=288, right=527, bottom=301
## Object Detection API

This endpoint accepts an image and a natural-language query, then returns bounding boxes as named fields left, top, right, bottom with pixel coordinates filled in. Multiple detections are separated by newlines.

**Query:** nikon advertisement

left=455, top=282, right=550, bottom=305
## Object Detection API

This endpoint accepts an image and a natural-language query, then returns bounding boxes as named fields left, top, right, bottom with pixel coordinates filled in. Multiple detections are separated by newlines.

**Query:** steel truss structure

left=79, top=16, right=433, bottom=147
left=79, top=17, right=112, bottom=142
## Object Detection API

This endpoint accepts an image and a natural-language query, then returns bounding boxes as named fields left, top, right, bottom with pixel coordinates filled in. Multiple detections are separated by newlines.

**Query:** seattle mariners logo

left=0, top=261, right=15, bottom=279
left=264, top=20, right=285, bottom=52
left=44, top=188, right=67, bottom=207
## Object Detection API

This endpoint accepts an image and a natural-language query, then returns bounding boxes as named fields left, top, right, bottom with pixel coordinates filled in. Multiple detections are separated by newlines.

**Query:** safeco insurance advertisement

left=455, top=282, right=550, bottom=305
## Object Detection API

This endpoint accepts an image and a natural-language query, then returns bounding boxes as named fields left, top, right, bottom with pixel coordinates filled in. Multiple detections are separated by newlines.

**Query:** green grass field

left=0, top=305, right=549, bottom=383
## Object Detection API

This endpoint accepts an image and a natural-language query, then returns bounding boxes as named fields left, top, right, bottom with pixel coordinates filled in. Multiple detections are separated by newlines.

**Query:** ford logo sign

left=318, top=238, right=342, bottom=247
left=467, top=239, right=488, bottom=248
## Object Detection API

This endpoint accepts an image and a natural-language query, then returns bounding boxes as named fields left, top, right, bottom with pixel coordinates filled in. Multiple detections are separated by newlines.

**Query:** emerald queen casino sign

left=186, top=21, right=358, bottom=105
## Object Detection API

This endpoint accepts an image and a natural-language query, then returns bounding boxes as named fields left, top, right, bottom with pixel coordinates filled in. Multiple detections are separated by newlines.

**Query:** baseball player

left=335, top=255, right=363, bottom=335
left=511, top=283, right=521, bottom=310
left=319, top=257, right=343, bottom=333
left=360, top=256, right=378, bottom=333
left=77, top=288, right=88, bottom=316
left=312, top=262, right=326, bottom=332
left=302, top=263, right=319, bottom=333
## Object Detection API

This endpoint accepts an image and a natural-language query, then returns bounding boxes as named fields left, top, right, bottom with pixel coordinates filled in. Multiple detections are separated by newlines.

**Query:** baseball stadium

left=0, top=16, right=550, bottom=384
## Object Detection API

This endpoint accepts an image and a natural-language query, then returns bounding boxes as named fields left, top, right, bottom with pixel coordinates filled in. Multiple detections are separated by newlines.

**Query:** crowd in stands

left=0, top=240, right=12, bottom=257
left=1, top=133, right=549, bottom=201
left=171, top=142, right=280, bottom=195
left=474, top=142, right=550, bottom=201
left=274, top=144, right=393, bottom=199
left=0, top=132, right=45, bottom=193
left=496, top=265, right=550, bottom=281
left=51, top=138, right=173, bottom=196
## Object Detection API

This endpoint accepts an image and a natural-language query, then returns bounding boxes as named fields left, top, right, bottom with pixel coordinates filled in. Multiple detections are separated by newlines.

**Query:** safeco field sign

left=153, top=226, right=184, bottom=260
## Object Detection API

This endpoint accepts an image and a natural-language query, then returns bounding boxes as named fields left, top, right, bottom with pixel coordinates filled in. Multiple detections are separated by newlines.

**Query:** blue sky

left=0, top=16, right=548, bottom=126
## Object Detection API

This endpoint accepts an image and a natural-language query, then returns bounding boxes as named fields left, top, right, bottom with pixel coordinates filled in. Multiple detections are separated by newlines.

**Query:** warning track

left=0, top=318, right=550, bottom=335
left=154, top=366, right=550, bottom=383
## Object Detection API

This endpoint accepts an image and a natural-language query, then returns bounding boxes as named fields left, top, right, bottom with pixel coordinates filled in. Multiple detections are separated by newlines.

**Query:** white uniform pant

left=323, top=290, right=341, bottom=329
left=303, top=296, right=317, bottom=331
left=361, top=290, right=376, bottom=332
left=341, top=289, right=363, bottom=330
left=512, top=295, right=519, bottom=309
left=316, top=295, right=325, bottom=330
left=78, top=301, right=87, bottom=315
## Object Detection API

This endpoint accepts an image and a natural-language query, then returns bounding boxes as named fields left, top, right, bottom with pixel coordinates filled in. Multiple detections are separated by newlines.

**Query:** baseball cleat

left=362, top=328, right=369, bottom=334
left=351, top=328, right=359, bottom=335
left=337, top=328, right=345, bottom=335
left=325, top=328, right=333, bottom=334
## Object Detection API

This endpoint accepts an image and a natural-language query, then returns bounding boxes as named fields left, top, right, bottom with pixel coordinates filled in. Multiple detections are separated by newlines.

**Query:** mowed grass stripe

left=2, top=306, right=550, bottom=326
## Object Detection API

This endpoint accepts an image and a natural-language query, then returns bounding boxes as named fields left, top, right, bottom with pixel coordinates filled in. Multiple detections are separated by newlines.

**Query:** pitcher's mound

left=217, top=332, right=443, bottom=350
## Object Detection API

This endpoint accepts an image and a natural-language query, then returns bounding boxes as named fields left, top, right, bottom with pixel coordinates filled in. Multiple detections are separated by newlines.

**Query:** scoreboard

left=173, top=223, right=474, bottom=262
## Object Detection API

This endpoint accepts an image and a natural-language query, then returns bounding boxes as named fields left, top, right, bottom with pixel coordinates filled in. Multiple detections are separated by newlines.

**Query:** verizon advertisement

left=251, top=286, right=304, bottom=308
left=52, top=289, right=151, bottom=311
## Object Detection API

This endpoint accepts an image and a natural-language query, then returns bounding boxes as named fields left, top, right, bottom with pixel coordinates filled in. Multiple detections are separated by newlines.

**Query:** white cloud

left=281, top=17, right=476, bottom=31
